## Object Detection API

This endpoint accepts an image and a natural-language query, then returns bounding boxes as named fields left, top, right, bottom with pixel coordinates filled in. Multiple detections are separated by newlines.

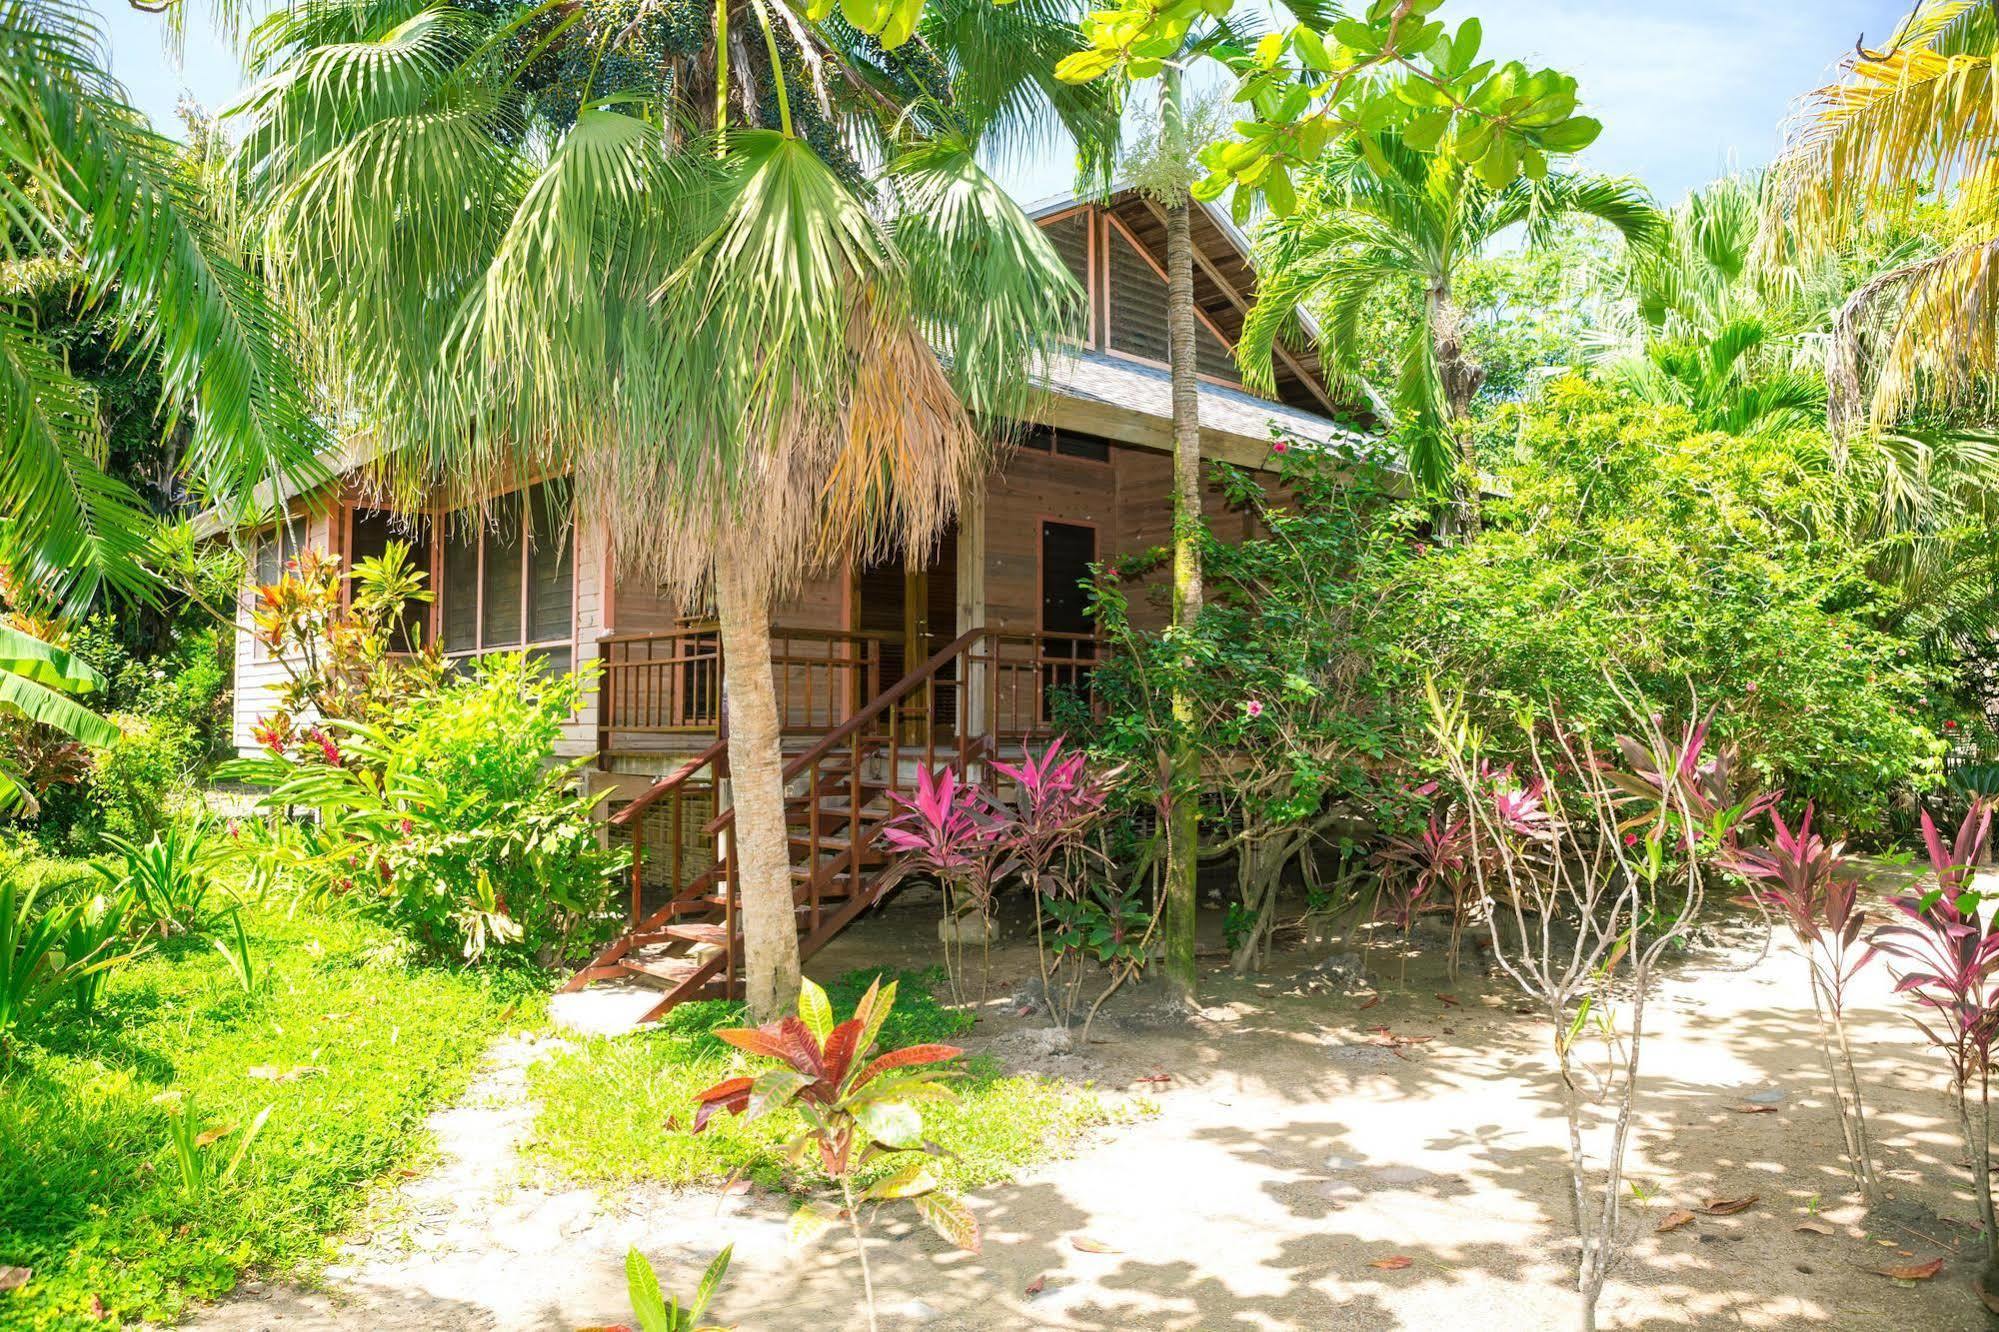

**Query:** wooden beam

left=1139, top=196, right=1340, bottom=418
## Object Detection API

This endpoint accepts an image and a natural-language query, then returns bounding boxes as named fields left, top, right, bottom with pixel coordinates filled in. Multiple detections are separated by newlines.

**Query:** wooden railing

left=599, top=625, right=893, bottom=742
left=597, top=624, right=1100, bottom=746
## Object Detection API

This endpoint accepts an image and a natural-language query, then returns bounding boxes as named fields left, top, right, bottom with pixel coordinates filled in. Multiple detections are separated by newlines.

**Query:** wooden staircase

left=565, top=627, right=1047, bottom=1023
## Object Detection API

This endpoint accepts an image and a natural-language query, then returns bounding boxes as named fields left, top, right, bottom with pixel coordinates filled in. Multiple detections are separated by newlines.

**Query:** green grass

left=0, top=896, right=545, bottom=1330
left=526, top=968, right=1140, bottom=1194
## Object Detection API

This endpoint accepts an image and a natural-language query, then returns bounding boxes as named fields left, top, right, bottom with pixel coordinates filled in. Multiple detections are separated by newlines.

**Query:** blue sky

left=94, top=0, right=1913, bottom=206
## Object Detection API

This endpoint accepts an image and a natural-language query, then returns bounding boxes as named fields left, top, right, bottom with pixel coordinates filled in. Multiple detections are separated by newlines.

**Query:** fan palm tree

left=1, top=0, right=327, bottom=613
left=231, top=0, right=1117, bottom=1017
left=1767, top=0, right=1999, bottom=432
left=1238, top=132, right=1660, bottom=521
left=1591, top=176, right=1834, bottom=436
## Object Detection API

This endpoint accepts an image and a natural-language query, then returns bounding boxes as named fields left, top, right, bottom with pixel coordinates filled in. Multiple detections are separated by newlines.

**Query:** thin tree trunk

left=1161, top=66, right=1202, bottom=1008
left=715, top=549, right=801, bottom=1021
left=1428, top=283, right=1484, bottom=536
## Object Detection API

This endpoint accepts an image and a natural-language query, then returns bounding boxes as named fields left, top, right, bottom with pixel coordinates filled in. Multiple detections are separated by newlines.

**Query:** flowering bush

left=222, top=655, right=622, bottom=964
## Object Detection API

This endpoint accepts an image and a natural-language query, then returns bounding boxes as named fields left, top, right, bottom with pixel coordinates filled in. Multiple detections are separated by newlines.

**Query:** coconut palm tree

left=1, top=0, right=326, bottom=613
left=1766, top=0, right=1999, bottom=433
left=1238, top=132, right=1660, bottom=522
left=231, top=0, right=1117, bottom=1017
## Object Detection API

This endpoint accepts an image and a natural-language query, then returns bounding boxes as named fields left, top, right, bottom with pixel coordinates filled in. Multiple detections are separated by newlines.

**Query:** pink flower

left=399, top=817, right=414, bottom=834
left=1272, top=440, right=1291, bottom=455
left=226, top=819, right=241, bottom=840
left=307, top=726, right=341, bottom=767
left=1623, top=832, right=1639, bottom=847
left=1946, top=720, right=1959, bottom=730
left=1745, top=680, right=1758, bottom=694
left=1244, top=699, right=1265, bottom=719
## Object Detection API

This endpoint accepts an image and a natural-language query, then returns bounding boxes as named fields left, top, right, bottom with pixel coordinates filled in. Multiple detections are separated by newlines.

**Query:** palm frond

left=0, top=301, right=154, bottom=609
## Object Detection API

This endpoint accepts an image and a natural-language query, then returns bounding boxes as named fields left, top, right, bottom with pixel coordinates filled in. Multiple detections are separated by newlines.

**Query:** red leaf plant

left=1721, top=802, right=1881, bottom=1201
left=991, top=738, right=1119, bottom=1024
left=882, top=766, right=1015, bottom=1005
left=1603, top=712, right=1778, bottom=850
left=692, top=976, right=977, bottom=1332
left=1870, top=800, right=1999, bottom=1279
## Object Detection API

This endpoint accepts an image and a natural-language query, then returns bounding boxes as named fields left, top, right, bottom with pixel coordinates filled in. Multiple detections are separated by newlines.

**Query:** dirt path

left=195, top=881, right=1989, bottom=1331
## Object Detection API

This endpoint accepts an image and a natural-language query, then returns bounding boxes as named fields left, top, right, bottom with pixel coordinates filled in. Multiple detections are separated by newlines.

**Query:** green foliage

left=223, top=656, right=623, bottom=965
left=0, top=894, right=540, bottom=1327
left=1398, top=380, right=1941, bottom=827
left=526, top=969, right=1134, bottom=1195
left=0, top=873, right=129, bottom=1055
left=59, top=881, right=139, bottom=1016
left=102, top=824, right=223, bottom=939
left=619, top=1244, right=731, bottom=1332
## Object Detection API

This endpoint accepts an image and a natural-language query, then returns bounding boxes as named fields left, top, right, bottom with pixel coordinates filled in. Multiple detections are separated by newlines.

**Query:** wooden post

left=956, top=482, right=989, bottom=757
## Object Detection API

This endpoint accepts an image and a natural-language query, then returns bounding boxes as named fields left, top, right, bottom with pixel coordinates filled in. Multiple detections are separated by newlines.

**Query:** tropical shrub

left=881, top=766, right=1011, bottom=1004
left=61, top=881, right=140, bottom=1015
left=246, top=541, right=441, bottom=756
left=1870, top=801, right=1999, bottom=1279
left=1394, top=379, right=1941, bottom=830
left=224, top=655, right=621, bottom=964
left=692, top=976, right=976, bottom=1332
left=102, top=824, right=223, bottom=938
left=1722, top=804, right=1880, bottom=1200
left=1436, top=698, right=1741, bottom=1332
left=0, top=875, right=130, bottom=1056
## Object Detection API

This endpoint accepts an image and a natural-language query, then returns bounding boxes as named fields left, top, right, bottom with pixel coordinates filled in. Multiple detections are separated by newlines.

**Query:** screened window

left=347, top=506, right=432, bottom=650
left=436, top=480, right=575, bottom=673
left=1018, top=425, right=1112, bottom=463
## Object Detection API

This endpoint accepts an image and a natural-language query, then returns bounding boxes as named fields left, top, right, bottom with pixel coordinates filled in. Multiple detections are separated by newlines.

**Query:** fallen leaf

left=1699, top=1195, right=1759, bottom=1216
left=1070, top=1236, right=1120, bottom=1254
left=1868, top=1257, right=1944, bottom=1281
left=247, top=1065, right=324, bottom=1083
left=0, top=1268, right=29, bottom=1294
left=194, top=1123, right=236, bottom=1149
left=1656, top=1209, right=1697, bottom=1233
left=1795, top=1219, right=1835, bottom=1236
left=1025, top=1274, right=1046, bottom=1296
left=1728, top=1103, right=1778, bottom=1115
left=1368, top=1255, right=1414, bottom=1270
left=1134, top=1074, right=1173, bottom=1086
left=88, top=1295, right=109, bottom=1322
left=1358, top=994, right=1381, bottom=1011
left=1435, top=994, right=1459, bottom=1007
left=723, top=1178, right=751, bottom=1196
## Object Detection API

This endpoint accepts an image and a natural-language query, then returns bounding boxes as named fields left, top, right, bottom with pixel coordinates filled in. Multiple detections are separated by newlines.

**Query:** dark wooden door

left=1039, top=521, right=1097, bottom=721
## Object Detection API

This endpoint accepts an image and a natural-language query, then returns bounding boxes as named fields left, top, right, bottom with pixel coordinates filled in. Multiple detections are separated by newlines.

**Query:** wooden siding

left=231, top=500, right=341, bottom=753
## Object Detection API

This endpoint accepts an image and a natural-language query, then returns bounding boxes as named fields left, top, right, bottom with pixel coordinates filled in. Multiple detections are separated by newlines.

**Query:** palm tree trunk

left=1428, top=284, right=1484, bottom=536
left=715, top=548, right=802, bottom=1021
left=1161, top=66, right=1202, bottom=1007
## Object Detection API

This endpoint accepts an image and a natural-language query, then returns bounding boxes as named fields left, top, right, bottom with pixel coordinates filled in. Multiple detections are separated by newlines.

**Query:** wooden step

left=660, top=922, right=729, bottom=947
left=619, top=955, right=704, bottom=985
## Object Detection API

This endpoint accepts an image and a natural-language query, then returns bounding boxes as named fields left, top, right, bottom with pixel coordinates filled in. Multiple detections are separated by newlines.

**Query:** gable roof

left=1025, top=186, right=1346, bottom=421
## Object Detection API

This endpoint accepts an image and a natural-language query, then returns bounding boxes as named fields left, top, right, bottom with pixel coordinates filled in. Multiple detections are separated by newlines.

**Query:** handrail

left=608, top=736, right=729, bottom=827
left=700, top=626, right=993, bottom=837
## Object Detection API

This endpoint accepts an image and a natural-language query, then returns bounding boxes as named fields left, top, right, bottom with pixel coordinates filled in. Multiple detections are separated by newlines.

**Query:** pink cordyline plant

left=993, top=738, right=1118, bottom=1023
left=1721, top=802, right=1881, bottom=1201
left=1604, top=711, right=1777, bottom=848
left=882, top=766, right=1013, bottom=1005
left=1871, top=800, right=1999, bottom=1282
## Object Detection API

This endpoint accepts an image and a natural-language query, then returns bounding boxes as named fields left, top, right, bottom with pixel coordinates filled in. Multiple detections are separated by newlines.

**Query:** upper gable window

left=1103, top=222, right=1239, bottom=382
left=1042, top=212, right=1091, bottom=294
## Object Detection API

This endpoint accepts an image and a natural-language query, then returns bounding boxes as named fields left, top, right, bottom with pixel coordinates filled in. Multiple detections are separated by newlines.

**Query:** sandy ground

left=192, top=868, right=1992, bottom=1332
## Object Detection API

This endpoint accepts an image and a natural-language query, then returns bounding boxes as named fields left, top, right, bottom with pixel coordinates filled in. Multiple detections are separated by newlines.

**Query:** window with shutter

left=433, top=479, right=575, bottom=670
left=1104, top=222, right=1240, bottom=382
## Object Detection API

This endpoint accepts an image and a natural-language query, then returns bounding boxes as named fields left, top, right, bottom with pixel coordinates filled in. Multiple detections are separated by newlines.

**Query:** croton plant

left=693, top=976, right=980, bottom=1254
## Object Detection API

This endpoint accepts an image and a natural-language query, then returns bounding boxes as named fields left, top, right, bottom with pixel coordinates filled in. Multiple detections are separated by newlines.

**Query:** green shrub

left=223, top=655, right=624, bottom=965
